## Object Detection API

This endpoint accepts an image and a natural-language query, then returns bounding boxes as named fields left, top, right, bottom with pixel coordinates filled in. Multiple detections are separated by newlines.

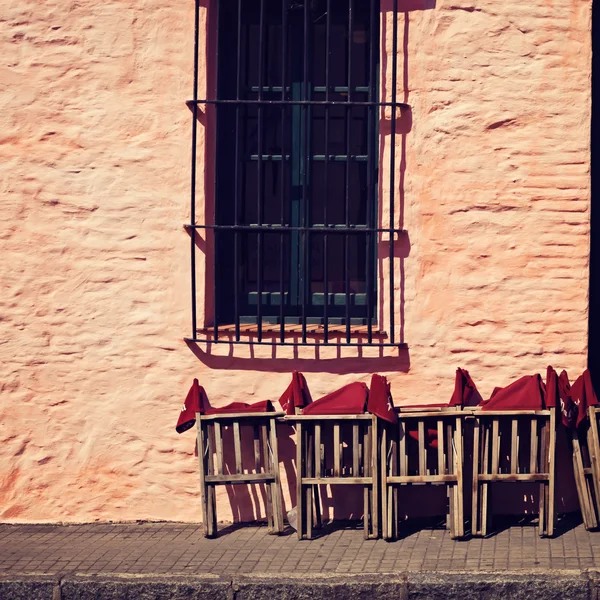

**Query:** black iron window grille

left=185, top=0, right=408, bottom=347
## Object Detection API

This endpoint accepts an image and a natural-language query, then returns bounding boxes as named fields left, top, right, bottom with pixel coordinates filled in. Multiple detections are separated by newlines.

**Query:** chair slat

left=315, top=424, right=322, bottom=478
left=399, top=424, right=407, bottom=477
left=530, top=419, right=538, bottom=474
left=233, top=421, right=242, bottom=475
left=353, top=423, right=360, bottom=477
left=418, top=421, right=426, bottom=476
left=214, top=422, right=224, bottom=476
left=333, top=424, right=341, bottom=477
left=253, top=425, right=261, bottom=473
left=511, top=419, right=519, bottom=475
left=437, top=420, right=445, bottom=475
left=491, top=419, right=500, bottom=475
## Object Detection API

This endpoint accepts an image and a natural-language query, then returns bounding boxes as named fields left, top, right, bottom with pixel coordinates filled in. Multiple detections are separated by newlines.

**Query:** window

left=187, top=0, right=407, bottom=347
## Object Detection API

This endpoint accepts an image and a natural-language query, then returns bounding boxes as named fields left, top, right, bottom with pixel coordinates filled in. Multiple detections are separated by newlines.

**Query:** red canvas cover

left=176, top=378, right=207, bottom=434
left=558, top=370, right=577, bottom=429
left=449, top=368, right=480, bottom=407
left=571, top=369, right=599, bottom=428
left=176, top=379, right=274, bottom=434
left=302, top=381, right=368, bottom=416
left=545, top=366, right=559, bottom=411
left=204, top=400, right=274, bottom=415
left=279, top=371, right=312, bottom=415
left=367, top=374, right=397, bottom=424
left=546, top=366, right=577, bottom=428
left=481, top=374, right=545, bottom=411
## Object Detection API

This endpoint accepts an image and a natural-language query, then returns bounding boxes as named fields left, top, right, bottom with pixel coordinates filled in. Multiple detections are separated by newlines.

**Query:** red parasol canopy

left=302, top=381, right=368, bottom=416
left=571, top=369, right=599, bottom=428
left=175, top=379, right=274, bottom=434
left=480, top=374, right=545, bottom=411
left=367, top=374, right=397, bottom=424
left=278, top=371, right=312, bottom=415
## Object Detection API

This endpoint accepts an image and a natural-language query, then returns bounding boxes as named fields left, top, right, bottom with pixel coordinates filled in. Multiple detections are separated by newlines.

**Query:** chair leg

left=296, top=422, right=304, bottom=540
left=471, top=418, right=481, bottom=536
left=453, top=417, right=465, bottom=538
left=206, top=484, right=217, bottom=538
left=481, top=422, right=490, bottom=537
left=260, top=424, right=275, bottom=533
left=588, top=410, right=600, bottom=525
left=313, top=486, right=322, bottom=528
left=546, top=409, right=557, bottom=537
left=268, top=418, right=284, bottom=534
left=446, top=422, right=455, bottom=537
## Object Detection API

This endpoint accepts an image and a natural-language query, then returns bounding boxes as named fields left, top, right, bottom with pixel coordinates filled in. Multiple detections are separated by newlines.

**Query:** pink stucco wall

left=0, top=0, right=592, bottom=523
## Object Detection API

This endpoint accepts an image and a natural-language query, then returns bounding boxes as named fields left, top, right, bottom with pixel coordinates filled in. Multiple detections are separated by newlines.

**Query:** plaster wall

left=0, top=0, right=592, bottom=523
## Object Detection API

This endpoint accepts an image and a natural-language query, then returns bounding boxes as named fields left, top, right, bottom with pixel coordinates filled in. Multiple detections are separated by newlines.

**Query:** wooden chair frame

left=569, top=406, right=600, bottom=529
left=471, top=409, right=556, bottom=537
left=287, top=414, right=379, bottom=540
left=197, top=412, right=285, bottom=538
left=381, top=409, right=466, bottom=540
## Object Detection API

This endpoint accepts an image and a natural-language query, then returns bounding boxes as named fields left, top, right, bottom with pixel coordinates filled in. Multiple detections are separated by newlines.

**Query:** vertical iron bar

left=301, top=0, right=309, bottom=344
left=257, top=0, right=266, bottom=342
left=234, top=0, right=243, bottom=342
left=280, top=0, right=288, bottom=343
left=323, top=0, right=331, bottom=344
left=190, top=0, right=200, bottom=339
left=366, top=0, right=376, bottom=344
left=389, top=0, right=398, bottom=344
left=344, top=0, right=353, bottom=344
left=212, top=0, right=220, bottom=341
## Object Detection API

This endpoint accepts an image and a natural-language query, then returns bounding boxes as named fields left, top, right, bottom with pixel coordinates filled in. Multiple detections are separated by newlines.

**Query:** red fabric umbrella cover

left=449, top=368, right=480, bottom=407
left=557, top=370, right=577, bottom=429
left=278, top=371, right=312, bottom=415
left=176, top=378, right=208, bottom=434
left=480, top=374, right=545, bottom=411
left=367, top=374, right=397, bottom=424
left=302, top=381, right=368, bottom=416
left=571, top=369, right=599, bottom=428
left=175, top=379, right=274, bottom=434
left=547, top=366, right=577, bottom=428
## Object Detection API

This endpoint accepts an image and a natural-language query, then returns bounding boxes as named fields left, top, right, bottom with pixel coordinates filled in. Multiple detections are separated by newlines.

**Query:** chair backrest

left=473, top=409, right=555, bottom=479
left=386, top=410, right=464, bottom=483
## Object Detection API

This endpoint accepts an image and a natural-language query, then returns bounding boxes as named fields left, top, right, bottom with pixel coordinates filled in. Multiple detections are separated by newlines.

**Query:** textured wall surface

left=0, top=0, right=591, bottom=523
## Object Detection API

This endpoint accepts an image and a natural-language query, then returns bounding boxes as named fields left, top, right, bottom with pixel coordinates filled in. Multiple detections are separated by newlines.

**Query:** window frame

left=185, top=0, right=408, bottom=348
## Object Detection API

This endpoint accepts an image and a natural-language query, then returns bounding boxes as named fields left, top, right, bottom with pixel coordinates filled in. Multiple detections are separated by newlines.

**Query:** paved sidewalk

left=1, top=516, right=599, bottom=576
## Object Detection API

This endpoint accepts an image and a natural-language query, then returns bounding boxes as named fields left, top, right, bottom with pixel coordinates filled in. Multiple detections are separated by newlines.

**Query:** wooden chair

left=196, top=411, right=285, bottom=538
left=381, top=408, right=467, bottom=540
left=287, top=414, right=380, bottom=540
left=569, top=405, right=600, bottom=529
left=471, top=408, right=556, bottom=537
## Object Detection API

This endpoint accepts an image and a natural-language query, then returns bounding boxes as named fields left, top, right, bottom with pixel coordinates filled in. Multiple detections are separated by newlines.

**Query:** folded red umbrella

left=481, top=374, right=545, bottom=411
left=176, top=378, right=208, bottom=434
left=176, top=379, right=274, bottom=434
left=449, top=368, right=480, bottom=408
left=571, top=369, right=599, bottom=428
left=302, top=381, right=368, bottom=416
left=558, top=370, right=577, bottom=428
left=546, top=366, right=578, bottom=428
left=546, top=366, right=559, bottom=411
left=204, top=400, right=274, bottom=415
left=278, top=371, right=312, bottom=415
left=366, top=374, right=397, bottom=424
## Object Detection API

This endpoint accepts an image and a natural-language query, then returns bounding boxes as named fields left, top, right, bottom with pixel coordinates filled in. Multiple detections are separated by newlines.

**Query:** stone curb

left=0, top=571, right=598, bottom=600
